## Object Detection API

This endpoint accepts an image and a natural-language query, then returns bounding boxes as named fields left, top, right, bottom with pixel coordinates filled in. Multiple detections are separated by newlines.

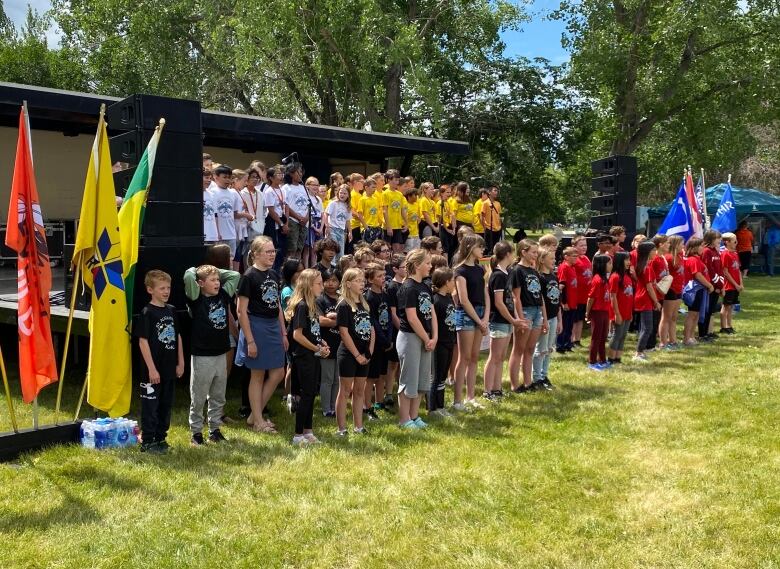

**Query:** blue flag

left=658, top=181, right=695, bottom=241
left=711, top=183, right=737, bottom=232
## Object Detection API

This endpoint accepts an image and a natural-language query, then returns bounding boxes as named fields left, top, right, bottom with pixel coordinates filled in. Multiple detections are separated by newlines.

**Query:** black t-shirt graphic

left=398, top=279, right=434, bottom=335
left=316, top=293, right=340, bottom=359
left=454, top=264, right=486, bottom=307
left=365, top=288, right=392, bottom=349
left=238, top=266, right=281, bottom=318
left=290, top=301, right=322, bottom=356
left=434, top=293, right=456, bottom=346
left=136, top=303, right=178, bottom=380
left=511, top=264, right=544, bottom=307
left=541, top=272, right=560, bottom=317
left=488, top=268, right=515, bottom=324
left=336, top=301, right=373, bottom=355
left=187, top=289, right=232, bottom=356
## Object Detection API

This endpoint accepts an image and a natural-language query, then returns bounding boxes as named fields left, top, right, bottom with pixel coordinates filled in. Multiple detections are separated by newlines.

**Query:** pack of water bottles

left=80, top=417, right=139, bottom=449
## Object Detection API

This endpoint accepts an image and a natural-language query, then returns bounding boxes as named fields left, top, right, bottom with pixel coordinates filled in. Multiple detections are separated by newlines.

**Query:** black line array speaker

left=590, top=155, right=637, bottom=235
left=107, top=94, right=206, bottom=316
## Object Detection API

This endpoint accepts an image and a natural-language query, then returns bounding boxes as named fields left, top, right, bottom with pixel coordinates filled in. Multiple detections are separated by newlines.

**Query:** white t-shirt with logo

left=203, top=188, right=219, bottom=242
left=210, top=186, right=243, bottom=241
left=263, top=184, right=285, bottom=224
left=240, top=185, right=265, bottom=238
left=284, top=183, right=310, bottom=222
left=326, top=200, right=351, bottom=232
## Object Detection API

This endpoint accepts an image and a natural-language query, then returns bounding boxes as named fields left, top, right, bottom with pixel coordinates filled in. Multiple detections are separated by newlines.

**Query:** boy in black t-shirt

left=183, top=264, right=240, bottom=446
left=137, top=270, right=184, bottom=454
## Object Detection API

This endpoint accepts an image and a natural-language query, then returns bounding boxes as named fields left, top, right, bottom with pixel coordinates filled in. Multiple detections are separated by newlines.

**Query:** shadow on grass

left=0, top=465, right=102, bottom=533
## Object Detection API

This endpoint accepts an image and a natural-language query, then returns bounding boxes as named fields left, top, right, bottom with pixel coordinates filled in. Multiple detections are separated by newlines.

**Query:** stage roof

left=0, top=82, right=469, bottom=161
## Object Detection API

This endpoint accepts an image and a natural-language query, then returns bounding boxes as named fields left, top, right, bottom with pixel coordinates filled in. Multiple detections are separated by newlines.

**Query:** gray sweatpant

left=189, top=354, right=228, bottom=434
left=319, top=358, right=338, bottom=414
left=396, top=331, right=432, bottom=398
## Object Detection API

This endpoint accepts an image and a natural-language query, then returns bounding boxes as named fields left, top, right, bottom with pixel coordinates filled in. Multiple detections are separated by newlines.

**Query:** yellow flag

left=73, top=110, right=132, bottom=417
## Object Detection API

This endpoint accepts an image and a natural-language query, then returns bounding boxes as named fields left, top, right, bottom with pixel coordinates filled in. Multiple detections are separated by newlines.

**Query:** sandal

left=253, top=422, right=277, bottom=434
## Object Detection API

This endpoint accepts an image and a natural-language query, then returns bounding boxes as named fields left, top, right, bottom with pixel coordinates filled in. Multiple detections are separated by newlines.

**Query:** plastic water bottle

left=116, top=419, right=130, bottom=448
left=93, top=419, right=108, bottom=449
left=105, top=419, right=118, bottom=448
left=128, top=421, right=139, bottom=446
left=81, top=420, right=95, bottom=449
left=734, top=303, right=741, bottom=313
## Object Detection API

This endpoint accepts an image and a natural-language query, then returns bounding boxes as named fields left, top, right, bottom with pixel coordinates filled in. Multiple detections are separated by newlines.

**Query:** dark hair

left=385, top=169, right=400, bottom=181
left=453, top=233, right=485, bottom=268
left=702, top=229, right=720, bottom=247
left=205, top=244, right=231, bottom=270
left=592, top=254, right=611, bottom=280
left=432, top=267, right=454, bottom=292
left=213, top=164, right=232, bottom=177
left=321, top=268, right=339, bottom=283
left=389, top=253, right=405, bottom=269
left=612, top=251, right=630, bottom=292
left=454, top=181, right=469, bottom=203
left=315, top=238, right=340, bottom=258
left=420, top=236, right=441, bottom=252
left=284, top=162, right=303, bottom=184
left=635, top=241, right=656, bottom=276
left=597, top=233, right=614, bottom=244
left=266, top=164, right=282, bottom=182
left=512, top=226, right=528, bottom=243
left=490, top=240, right=513, bottom=270
left=282, top=258, right=302, bottom=286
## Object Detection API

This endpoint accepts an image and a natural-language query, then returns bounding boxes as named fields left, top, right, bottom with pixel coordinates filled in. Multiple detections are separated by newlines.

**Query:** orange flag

left=5, top=106, right=58, bottom=402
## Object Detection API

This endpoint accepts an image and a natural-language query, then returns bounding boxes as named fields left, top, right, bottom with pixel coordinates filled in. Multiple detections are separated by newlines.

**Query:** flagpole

left=54, top=258, right=81, bottom=425
left=0, top=346, right=19, bottom=433
left=701, top=168, right=709, bottom=229
left=74, top=376, right=87, bottom=421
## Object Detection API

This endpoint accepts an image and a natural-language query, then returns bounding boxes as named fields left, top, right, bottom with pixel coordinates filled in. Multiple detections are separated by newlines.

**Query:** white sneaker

left=451, top=402, right=467, bottom=412
left=465, top=398, right=485, bottom=409
left=437, top=408, right=453, bottom=417
left=292, top=435, right=310, bottom=446
left=632, top=354, right=649, bottom=363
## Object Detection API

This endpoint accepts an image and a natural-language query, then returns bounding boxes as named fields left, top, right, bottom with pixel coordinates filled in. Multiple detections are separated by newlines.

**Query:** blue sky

left=6, top=0, right=570, bottom=63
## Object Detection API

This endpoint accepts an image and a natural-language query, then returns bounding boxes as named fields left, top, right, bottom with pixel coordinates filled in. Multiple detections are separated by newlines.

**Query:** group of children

left=201, top=155, right=504, bottom=274
left=136, top=161, right=745, bottom=453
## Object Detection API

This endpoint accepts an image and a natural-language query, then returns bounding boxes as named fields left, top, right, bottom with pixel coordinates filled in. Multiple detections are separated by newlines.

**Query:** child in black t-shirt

left=285, top=268, right=329, bottom=445
left=136, top=270, right=184, bottom=454
left=383, top=254, right=406, bottom=409
left=184, top=264, right=240, bottom=446
left=364, top=263, right=392, bottom=420
left=430, top=267, right=455, bottom=415
left=316, top=270, right=341, bottom=417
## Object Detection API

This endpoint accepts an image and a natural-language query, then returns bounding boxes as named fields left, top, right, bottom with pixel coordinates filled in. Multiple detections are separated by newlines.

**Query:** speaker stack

left=107, top=94, right=206, bottom=318
left=590, top=156, right=637, bottom=236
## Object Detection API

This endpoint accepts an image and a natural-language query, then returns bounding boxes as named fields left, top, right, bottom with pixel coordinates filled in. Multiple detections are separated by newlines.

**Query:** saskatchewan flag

left=73, top=110, right=132, bottom=417
left=118, top=120, right=164, bottom=321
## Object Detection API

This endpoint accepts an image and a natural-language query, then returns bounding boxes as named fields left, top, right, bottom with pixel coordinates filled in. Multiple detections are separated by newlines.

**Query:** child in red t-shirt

left=608, top=251, right=633, bottom=364
left=633, top=242, right=661, bottom=362
left=572, top=236, right=592, bottom=347
left=682, top=238, right=715, bottom=345
left=661, top=235, right=684, bottom=347
left=556, top=246, right=579, bottom=352
left=719, top=232, right=743, bottom=334
left=585, top=254, right=613, bottom=370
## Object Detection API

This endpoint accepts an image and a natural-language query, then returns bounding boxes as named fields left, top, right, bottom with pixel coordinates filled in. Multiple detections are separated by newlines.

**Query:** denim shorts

left=522, top=305, right=544, bottom=329
left=455, top=305, right=485, bottom=332
left=488, top=321, right=512, bottom=338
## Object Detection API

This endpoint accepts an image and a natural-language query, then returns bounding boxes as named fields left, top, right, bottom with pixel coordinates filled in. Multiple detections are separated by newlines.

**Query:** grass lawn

left=1, top=277, right=779, bottom=568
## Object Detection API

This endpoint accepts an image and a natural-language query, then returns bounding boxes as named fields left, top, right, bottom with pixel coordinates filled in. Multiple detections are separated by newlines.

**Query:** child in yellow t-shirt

left=418, top=182, right=438, bottom=237
left=405, top=189, right=421, bottom=251
left=382, top=169, right=408, bottom=253
left=473, top=189, right=488, bottom=236
left=360, top=178, right=385, bottom=243
left=347, top=174, right=365, bottom=254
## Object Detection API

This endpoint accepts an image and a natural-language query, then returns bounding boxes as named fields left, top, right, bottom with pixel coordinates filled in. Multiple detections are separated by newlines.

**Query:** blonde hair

left=631, top=234, right=647, bottom=248
left=144, top=270, right=171, bottom=288
left=354, top=247, right=375, bottom=266
left=721, top=232, right=736, bottom=242
left=285, top=268, right=322, bottom=322
left=248, top=235, right=274, bottom=265
left=339, top=268, right=369, bottom=311
left=195, top=264, right=219, bottom=281
left=536, top=248, right=555, bottom=272
left=405, top=249, right=430, bottom=276
left=667, top=235, right=684, bottom=268
left=305, top=176, right=319, bottom=189
left=516, top=239, right=538, bottom=262
left=538, top=234, right=559, bottom=249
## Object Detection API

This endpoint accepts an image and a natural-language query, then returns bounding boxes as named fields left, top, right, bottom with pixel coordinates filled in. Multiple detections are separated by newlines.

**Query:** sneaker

left=574, top=340, right=583, bottom=348
left=373, top=401, right=387, bottom=412
left=382, top=394, right=395, bottom=408
left=292, top=435, right=310, bottom=446
left=493, top=390, right=505, bottom=398
left=190, top=432, right=205, bottom=446
left=599, top=361, right=612, bottom=369
left=539, top=379, right=554, bottom=391
left=400, top=419, right=420, bottom=429
left=238, top=406, right=251, bottom=419
left=353, top=426, right=368, bottom=435
left=304, top=433, right=321, bottom=443
left=413, top=417, right=428, bottom=429
left=482, top=391, right=496, bottom=402
left=139, top=441, right=157, bottom=453
left=286, top=394, right=298, bottom=414
left=512, top=384, right=531, bottom=394
left=684, top=339, right=698, bottom=346
left=208, top=429, right=227, bottom=443
left=366, top=407, right=380, bottom=421
left=431, top=408, right=452, bottom=418
left=325, top=410, right=337, bottom=418
left=156, top=440, right=170, bottom=452
left=335, top=429, right=348, bottom=437
left=451, top=402, right=468, bottom=412
left=465, top=398, right=485, bottom=409
left=587, top=363, right=604, bottom=371
left=727, top=327, right=736, bottom=334
left=632, top=354, right=648, bottom=363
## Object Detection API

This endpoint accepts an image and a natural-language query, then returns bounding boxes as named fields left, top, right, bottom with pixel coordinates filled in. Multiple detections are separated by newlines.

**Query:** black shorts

left=688, top=289, right=705, bottom=312
left=367, top=349, right=388, bottom=380
left=664, top=290, right=681, bottom=301
left=337, top=346, right=369, bottom=378
left=723, top=290, right=739, bottom=305
left=738, top=251, right=751, bottom=271
left=386, top=344, right=399, bottom=363
left=575, top=303, right=587, bottom=322
left=386, top=229, right=406, bottom=245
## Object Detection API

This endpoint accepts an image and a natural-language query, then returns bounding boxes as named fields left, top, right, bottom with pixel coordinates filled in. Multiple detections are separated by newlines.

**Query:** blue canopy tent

left=648, top=183, right=780, bottom=273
